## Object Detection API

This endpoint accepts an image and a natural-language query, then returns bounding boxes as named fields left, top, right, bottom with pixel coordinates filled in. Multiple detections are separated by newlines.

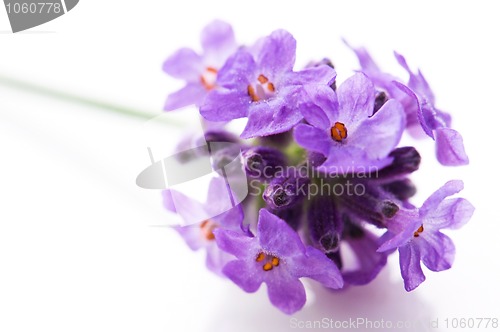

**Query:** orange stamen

left=271, top=257, right=280, bottom=267
left=263, top=262, right=273, bottom=271
left=258, top=74, right=269, bottom=84
left=267, top=82, right=275, bottom=92
left=413, top=224, right=424, bottom=237
left=256, top=252, right=266, bottom=262
left=330, top=122, right=348, bottom=142
left=247, top=85, right=260, bottom=102
left=200, top=220, right=217, bottom=241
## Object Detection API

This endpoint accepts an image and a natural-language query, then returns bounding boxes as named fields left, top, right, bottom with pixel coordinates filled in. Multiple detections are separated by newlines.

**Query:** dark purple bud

left=372, top=91, right=388, bottom=115
left=338, top=186, right=399, bottom=228
left=258, top=131, right=293, bottom=148
left=203, top=130, right=240, bottom=144
left=307, top=195, right=343, bottom=254
left=263, top=168, right=309, bottom=210
left=382, top=178, right=417, bottom=201
left=342, top=215, right=365, bottom=239
left=242, top=147, right=286, bottom=181
left=268, top=204, right=303, bottom=231
left=375, top=147, right=421, bottom=179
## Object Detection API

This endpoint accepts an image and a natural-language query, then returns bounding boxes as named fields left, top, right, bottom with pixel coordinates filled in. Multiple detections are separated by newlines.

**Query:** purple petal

left=175, top=225, right=204, bottom=251
left=293, top=124, right=331, bottom=156
left=394, top=52, right=435, bottom=104
left=285, top=65, right=336, bottom=86
left=256, top=30, right=296, bottom=79
left=257, top=209, right=306, bottom=258
left=337, top=73, right=375, bottom=127
left=223, top=260, right=263, bottom=292
left=200, top=88, right=250, bottom=121
left=212, top=205, right=244, bottom=230
left=200, top=20, right=237, bottom=60
left=162, top=190, right=176, bottom=213
left=290, top=246, right=343, bottom=289
left=398, top=244, right=426, bottom=291
left=216, top=50, right=255, bottom=89
left=164, top=83, right=207, bottom=111
left=348, top=99, right=405, bottom=160
left=257, top=30, right=296, bottom=79
left=344, top=41, right=381, bottom=75
left=418, top=231, right=455, bottom=272
left=420, top=180, right=464, bottom=216
left=240, top=92, right=303, bottom=138
left=343, top=232, right=388, bottom=285
left=320, top=146, right=393, bottom=175
left=424, top=198, right=474, bottom=230
left=378, top=209, right=421, bottom=252
left=301, top=85, right=339, bottom=129
left=205, top=243, right=231, bottom=275
left=163, top=48, right=203, bottom=81
left=393, top=81, right=434, bottom=138
left=214, top=229, right=258, bottom=259
left=265, top=270, right=306, bottom=315
left=435, top=127, right=469, bottom=166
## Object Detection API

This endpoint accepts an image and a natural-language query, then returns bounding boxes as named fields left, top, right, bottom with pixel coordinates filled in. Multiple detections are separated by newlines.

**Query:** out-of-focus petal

left=435, top=127, right=469, bottom=166
left=163, top=48, right=204, bottom=81
left=164, top=83, right=206, bottom=111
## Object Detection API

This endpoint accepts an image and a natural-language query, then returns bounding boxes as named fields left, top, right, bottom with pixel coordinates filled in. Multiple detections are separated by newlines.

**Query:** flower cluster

left=161, top=21, right=474, bottom=314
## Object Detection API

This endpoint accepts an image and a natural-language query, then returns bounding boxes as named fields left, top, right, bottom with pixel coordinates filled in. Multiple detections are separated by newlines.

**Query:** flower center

left=255, top=251, right=280, bottom=271
left=330, top=122, right=348, bottom=142
left=200, top=219, right=218, bottom=240
left=200, top=67, right=218, bottom=90
left=247, top=74, right=276, bottom=102
left=413, top=224, right=424, bottom=237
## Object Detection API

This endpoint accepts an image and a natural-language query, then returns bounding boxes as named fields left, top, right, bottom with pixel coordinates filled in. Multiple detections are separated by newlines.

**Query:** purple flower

left=163, top=20, right=238, bottom=110
left=200, top=29, right=336, bottom=138
left=347, top=43, right=469, bottom=166
left=393, top=53, right=469, bottom=166
left=377, top=180, right=474, bottom=291
left=163, top=179, right=244, bottom=276
left=294, top=73, right=405, bottom=174
left=214, top=209, right=343, bottom=314
left=307, top=195, right=388, bottom=285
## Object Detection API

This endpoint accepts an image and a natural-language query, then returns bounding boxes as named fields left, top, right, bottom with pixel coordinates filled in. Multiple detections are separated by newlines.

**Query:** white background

left=1, top=1, right=499, bottom=331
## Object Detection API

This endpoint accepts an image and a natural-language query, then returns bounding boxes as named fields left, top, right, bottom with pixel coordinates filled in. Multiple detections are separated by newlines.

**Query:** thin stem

left=0, top=74, right=184, bottom=126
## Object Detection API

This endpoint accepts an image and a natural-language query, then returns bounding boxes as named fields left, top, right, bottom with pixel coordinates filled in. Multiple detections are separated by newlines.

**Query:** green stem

left=0, top=74, right=183, bottom=125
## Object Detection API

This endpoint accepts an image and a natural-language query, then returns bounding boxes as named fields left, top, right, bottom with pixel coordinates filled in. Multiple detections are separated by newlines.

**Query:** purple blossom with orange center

left=377, top=180, right=474, bottom=291
left=199, top=29, right=336, bottom=138
left=214, top=209, right=343, bottom=314
left=157, top=24, right=475, bottom=313
left=162, top=20, right=238, bottom=110
left=163, top=180, right=245, bottom=276
left=294, top=73, right=405, bottom=173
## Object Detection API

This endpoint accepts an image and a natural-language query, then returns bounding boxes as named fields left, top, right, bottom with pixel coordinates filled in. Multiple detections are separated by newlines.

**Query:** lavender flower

left=163, top=20, right=238, bottom=110
left=378, top=180, right=474, bottom=291
left=214, top=209, right=343, bottom=314
left=347, top=43, right=469, bottom=166
left=163, top=179, right=244, bottom=276
left=294, top=73, right=405, bottom=173
left=200, top=29, right=336, bottom=138
left=156, top=25, right=474, bottom=313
